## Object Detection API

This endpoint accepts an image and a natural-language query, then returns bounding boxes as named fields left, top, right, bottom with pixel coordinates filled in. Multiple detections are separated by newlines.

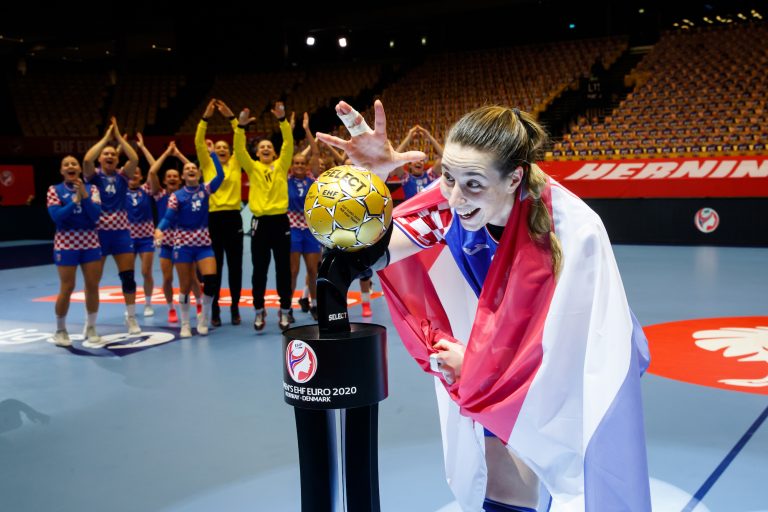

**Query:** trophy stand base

left=294, top=405, right=380, bottom=512
left=284, top=323, right=387, bottom=512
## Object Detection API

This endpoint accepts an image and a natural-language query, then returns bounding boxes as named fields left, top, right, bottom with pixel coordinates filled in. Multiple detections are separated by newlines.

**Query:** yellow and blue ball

left=304, top=165, right=393, bottom=252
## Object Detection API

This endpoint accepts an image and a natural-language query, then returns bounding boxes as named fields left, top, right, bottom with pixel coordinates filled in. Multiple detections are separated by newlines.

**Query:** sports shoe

left=197, top=315, right=209, bottom=336
left=168, top=308, right=178, bottom=323
left=361, top=302, right=372, bottom=318
left=298, top=297, right=310, bottom=313
left=253, top=309, right=266, bottom=331
left=279, top=310, right=291, bottom=331
left=310, top=306, right=318, bottom=321
left=143, top=304, right=154, bottom=317
left=180, top=323, right=192, bottom=338
left=83, top=325, right=101, bottom=344
left=231, top=306, right=241, bottom=325
left=126, top=314, right=142, bottom=335
left=288, top=310, right=296, bottom=324
left=82, top=325, right=110, bottom=349
left=211, top=315, right=222, bottom=327
left=52, top=329, right=71, bottom=347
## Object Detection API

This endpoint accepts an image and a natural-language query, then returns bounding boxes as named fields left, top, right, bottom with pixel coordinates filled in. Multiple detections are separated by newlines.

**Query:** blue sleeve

left=85, top=172, right=101, bottom=187
left=207, top=152, right=225, bottom=193
left=48, top=202, right=77, bottom=224
left=82, top=196, right=101, bottom=222
left=157, top=202, right=178, bottom=231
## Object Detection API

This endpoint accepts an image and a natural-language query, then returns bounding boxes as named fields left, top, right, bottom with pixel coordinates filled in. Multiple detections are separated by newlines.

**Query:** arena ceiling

left=0, top=0, right=763, bottom=69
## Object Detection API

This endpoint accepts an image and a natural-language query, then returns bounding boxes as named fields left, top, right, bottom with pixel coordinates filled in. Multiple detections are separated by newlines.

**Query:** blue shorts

left=98, top=229, right=134, bottom=256
left=291, top=228, right=321, bottom=254
left=159, top=245, right=174, bottom=261
left=173, top=245, right=214, bottom=263
left=54, top=247, right=101, bottom=267
left=133, top=237, right=154, bottom=254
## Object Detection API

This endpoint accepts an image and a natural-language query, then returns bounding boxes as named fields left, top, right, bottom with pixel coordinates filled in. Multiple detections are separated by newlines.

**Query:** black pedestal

left=283, top=323, right=387, bottom=512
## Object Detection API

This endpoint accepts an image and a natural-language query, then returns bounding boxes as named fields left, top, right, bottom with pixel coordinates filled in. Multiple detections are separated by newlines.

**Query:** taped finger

left=338, top=108, right=372, bottom=137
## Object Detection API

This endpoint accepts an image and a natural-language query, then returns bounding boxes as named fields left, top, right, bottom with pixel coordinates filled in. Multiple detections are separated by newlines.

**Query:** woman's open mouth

left=457, top=208, right=479, bottom=220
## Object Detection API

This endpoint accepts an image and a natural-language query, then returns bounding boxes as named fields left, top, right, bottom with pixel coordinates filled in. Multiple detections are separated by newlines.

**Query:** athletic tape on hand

left=338, top=108, right=372, bottom=137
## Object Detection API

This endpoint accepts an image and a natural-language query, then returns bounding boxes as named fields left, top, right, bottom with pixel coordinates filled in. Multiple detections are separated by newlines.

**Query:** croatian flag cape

left=378, top=178, right=651, bottom=511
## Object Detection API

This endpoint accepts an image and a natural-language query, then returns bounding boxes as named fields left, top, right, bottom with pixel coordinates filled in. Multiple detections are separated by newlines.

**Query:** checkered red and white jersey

left=46, top=186, right=59, bottom=207
left=129, top=220, right=155, bottom=239
left=287, top=210, right=309, bottom=229
left=393, top=201, right=453, bottom=249
left=97, top=210, right=130, bottom=231
left=153, top=187, right=167, bottom=202
left=173, top=228, right=212, bottom=247
left=47, top=184, right=101, bottom=207
left=54, top=229, right=100, bottom=250
left=160, top=228, right=176, bottom=248
left=47, top=184, right=102, bottom=241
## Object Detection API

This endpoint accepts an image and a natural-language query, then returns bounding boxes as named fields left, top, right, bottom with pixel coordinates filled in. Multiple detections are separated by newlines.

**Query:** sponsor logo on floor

left=0, top=322, right=178, bottom=357
left=645, top=316, right=768, bottom=394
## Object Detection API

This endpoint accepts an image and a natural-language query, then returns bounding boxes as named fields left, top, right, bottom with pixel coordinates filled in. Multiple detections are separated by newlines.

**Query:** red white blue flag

left=379, top=180, right=651, bottom=511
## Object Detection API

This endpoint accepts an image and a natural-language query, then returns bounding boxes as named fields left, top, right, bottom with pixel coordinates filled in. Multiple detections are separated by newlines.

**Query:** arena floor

left=0, top=241, right=766, bottom=512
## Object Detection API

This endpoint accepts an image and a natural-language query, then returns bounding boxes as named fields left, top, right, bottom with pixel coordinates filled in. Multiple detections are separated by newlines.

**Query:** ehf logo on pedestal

left=286, top=339, right=318, bottom=384
left=694, top=207, right=719, bottom=233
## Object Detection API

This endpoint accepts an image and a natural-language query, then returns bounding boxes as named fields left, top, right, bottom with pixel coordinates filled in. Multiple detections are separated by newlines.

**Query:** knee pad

left=118, top=270, right=137, bottom=294
left=202, top=274, right=217, bottom=297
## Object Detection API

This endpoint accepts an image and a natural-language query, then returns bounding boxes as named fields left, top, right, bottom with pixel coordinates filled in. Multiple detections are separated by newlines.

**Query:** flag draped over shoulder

left=378, top=180, right=651, bottom=512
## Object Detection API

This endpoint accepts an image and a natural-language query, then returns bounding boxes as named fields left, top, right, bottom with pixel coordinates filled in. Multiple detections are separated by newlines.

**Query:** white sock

left=56, top=316, right=66, bottom=331
left=302, top=286, right=310, bottom=299
left=167, top=301, right=174, bottom=310
left=179, top=294, right=190, bottom=324
left=362, top=292, right=371, bottom=304
left=311, top=299, right=317, bottom=307
left=126, top=304, right=136, bottom=317
left=145, top=296, right=152, bottom=306
left=87, top=312, right=97, bottom=327
left=202, top=294, right=213, bottom=321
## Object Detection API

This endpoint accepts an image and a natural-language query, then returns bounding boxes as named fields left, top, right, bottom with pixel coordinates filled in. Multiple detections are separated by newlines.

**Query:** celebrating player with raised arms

left=154, top=152, right=224, bottom=338
left=83, top=117, right=142, bottom=335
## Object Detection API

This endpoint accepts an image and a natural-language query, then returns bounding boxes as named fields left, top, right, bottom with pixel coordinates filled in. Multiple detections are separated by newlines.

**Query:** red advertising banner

left=0, top=165, right=35, bottom=205
left=539, top=156, right=768, bottom=198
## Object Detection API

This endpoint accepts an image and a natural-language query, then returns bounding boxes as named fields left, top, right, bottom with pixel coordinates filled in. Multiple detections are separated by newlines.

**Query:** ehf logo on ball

left=286, top=340, right=318, bottom=384
left=694, top=207, right=719, bottom=233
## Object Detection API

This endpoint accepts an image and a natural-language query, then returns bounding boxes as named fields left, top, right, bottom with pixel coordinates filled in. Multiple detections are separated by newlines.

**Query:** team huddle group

left=46, top=100, right=442, bottom=347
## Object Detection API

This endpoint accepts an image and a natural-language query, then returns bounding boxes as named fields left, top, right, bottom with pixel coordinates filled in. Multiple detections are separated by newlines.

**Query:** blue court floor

left=0, top=242, right=766, bottom=512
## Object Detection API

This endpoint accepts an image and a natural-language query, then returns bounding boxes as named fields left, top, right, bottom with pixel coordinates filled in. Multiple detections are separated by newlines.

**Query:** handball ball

left=304, top=165, right=393, bottom=252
